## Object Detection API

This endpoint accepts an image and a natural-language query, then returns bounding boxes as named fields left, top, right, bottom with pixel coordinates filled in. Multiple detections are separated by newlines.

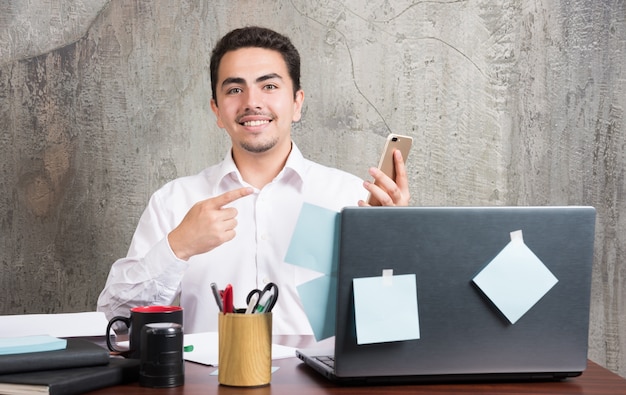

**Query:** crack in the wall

left=338, top=0, right=485, bottom=75
left=0, top=0, right=110, bottom=66
left=288, top=0, right=392, bottom=135
left=288, top=0, right=484, bottom=137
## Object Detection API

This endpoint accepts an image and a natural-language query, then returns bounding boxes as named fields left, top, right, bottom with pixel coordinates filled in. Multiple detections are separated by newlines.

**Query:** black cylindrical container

left=139, top=322, right=184, bottom=388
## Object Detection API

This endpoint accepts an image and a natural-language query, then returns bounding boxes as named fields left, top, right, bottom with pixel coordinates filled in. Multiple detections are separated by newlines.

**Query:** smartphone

left=366, top=133, right=412, bottom=205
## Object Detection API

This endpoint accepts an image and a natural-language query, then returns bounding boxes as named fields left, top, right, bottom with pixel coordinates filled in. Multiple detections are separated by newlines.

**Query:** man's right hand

left=167, top=187, right=254, bottom=261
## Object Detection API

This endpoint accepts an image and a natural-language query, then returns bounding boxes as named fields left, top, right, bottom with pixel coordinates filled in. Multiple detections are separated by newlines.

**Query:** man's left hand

left=359, top=149, right=410, bottom=207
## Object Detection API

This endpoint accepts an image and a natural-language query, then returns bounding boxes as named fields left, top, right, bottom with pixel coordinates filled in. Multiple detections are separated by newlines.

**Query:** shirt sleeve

left=96, top=190, right=189, bottom=321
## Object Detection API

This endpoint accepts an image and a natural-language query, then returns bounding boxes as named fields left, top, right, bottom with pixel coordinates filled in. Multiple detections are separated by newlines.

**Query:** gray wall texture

left=1, top=0, right=625, bottom=377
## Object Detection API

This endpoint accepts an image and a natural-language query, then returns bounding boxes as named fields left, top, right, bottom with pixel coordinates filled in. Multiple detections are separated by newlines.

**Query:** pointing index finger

left=213, top=187, right=254, bottom=208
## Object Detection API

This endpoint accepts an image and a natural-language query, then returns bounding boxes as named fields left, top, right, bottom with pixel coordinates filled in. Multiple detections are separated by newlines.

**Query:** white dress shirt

left=97, top=144, right=367, bottom=334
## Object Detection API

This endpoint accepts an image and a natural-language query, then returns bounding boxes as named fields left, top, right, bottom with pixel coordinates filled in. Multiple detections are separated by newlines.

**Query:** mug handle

left=106, top=316, right=131, bottom=353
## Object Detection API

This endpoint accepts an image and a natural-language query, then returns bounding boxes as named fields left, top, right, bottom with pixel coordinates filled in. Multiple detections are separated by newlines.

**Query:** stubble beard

left=239, top=136, right=279, bottom=154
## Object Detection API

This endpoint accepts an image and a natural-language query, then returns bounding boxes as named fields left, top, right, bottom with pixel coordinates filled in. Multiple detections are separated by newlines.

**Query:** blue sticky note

left=0, top=335, right=67, bottom=355
left=472, top=230, right=558, bottom=324
left=297, top=275, right=337, bottom=340
left=353, top=273, right=420, bottom=345
left=285, top=203, right=340, bottom=340
left=284, top=203, right=339, bottom=276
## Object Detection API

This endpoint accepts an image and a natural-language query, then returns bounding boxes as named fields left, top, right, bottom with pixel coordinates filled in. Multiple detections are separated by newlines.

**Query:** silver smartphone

left=366, top=133, right=412, bottom=205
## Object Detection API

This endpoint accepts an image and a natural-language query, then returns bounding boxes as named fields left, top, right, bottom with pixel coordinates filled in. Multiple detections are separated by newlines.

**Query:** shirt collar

left=215, top=142, right=306, bottom=191
left=283, top=142, right=307, bottom=179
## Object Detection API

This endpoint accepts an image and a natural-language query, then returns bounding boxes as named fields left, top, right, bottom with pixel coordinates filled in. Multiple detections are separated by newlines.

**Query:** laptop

left=297, top=206, right=596, bottom=384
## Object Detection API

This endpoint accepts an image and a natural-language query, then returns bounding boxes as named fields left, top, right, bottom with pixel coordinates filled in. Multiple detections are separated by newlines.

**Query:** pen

left=223, top=284, right=234, bottom=314
left=263, top=294, right=277, bottom=313
left=210, top=282, right=223, bottom=312
left=254, top=291, right=273, bottom=314
left=245, top=293, right=259, bottom=314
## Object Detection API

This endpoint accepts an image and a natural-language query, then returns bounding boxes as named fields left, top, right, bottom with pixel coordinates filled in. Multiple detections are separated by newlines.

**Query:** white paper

left=0, top=312, right=109, bottom=338
left=183, top=332, right=296, bottom=366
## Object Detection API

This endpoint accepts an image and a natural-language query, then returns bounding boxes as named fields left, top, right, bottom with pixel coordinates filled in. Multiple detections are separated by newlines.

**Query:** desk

left=90, top=358, right=626, bottom=395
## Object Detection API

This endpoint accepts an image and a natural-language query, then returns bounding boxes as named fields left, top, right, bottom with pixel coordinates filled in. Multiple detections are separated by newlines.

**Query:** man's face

left=211, top=47, right=304, bottom=156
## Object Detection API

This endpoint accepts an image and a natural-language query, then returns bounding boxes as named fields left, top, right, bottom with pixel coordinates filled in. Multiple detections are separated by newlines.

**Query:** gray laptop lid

left=331, top=206, right=595, bottom=381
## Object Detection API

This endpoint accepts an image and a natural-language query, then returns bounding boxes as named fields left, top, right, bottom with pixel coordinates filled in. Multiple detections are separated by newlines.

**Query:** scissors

left=246, top=282, right=279, bottom=313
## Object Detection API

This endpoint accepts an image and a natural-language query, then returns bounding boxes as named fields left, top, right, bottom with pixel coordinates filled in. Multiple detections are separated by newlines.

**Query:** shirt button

left=263, top=277, right=271, bottom=284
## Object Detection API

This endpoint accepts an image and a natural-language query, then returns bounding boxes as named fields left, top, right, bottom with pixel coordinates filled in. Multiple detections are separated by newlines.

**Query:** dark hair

left=210, top=26, right=301, bottom=104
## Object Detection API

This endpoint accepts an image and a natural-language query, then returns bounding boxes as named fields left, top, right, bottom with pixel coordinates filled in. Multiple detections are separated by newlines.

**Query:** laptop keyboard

left=315, top=356, right=335, bottom=369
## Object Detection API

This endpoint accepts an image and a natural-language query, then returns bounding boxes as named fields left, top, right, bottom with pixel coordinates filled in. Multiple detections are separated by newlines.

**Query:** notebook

left=297, top=206, right=596, bottom=384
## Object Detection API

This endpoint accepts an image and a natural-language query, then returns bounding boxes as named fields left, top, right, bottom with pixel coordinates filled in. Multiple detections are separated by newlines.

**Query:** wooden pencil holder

left=218, top=312, right=272, bottom=387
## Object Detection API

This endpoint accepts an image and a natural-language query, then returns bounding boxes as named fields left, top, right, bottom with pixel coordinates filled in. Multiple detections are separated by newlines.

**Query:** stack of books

left=0, top=335, right=139, bottom=395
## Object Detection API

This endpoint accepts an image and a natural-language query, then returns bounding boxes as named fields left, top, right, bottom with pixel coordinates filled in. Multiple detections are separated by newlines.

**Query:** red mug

left=106, top=305, right=183, bottom=359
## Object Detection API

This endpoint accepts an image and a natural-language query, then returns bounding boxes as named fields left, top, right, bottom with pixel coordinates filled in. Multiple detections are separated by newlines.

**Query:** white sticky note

left=472, top=230, right=558, bottom=324
left=353, top=273, right=420, bottom=345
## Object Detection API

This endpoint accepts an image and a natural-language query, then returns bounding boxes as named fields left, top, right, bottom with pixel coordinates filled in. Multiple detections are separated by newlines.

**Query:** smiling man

left=97, top=26, right=409, bottom=335
left=210, top=46, right=304, bottom=188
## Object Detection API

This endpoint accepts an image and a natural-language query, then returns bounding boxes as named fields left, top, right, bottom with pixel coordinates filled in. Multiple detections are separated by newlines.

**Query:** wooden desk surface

left=89, top=358, right=626, bottom=395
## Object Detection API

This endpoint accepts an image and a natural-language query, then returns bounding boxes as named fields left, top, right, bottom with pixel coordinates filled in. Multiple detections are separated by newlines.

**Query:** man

left=97, top=26, right=409, bottom=334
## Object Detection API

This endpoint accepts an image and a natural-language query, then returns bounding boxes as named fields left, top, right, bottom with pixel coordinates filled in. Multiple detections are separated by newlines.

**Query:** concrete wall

left=1, top=0, right=625, bottom=377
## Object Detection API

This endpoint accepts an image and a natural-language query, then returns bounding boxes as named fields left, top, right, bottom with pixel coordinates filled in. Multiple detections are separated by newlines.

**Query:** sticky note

left=285, top=203, right=340, bottom=340
left=472, top=230, right=558, bottom=324
left=297, top=275, right=337, bottom=340
left=0, top=335, right=67, bottom=355
left=285, top=203, right=339, bottom=276
left=353, top=273, right=420, bottom=345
